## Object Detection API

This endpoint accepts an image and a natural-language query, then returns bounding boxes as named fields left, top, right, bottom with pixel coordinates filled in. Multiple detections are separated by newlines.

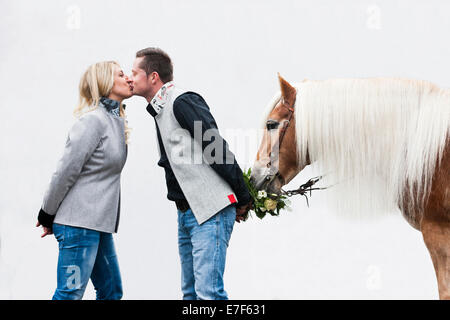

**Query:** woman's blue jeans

left=52, top=223, right=123, bottom=300
left=177, top=204, right=236, bottom=300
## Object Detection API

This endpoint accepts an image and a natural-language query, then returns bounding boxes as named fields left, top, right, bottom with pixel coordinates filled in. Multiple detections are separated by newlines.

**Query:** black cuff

left=38, top=208, right=55, bottom=229
left=236, top=190, right=252, bottom=207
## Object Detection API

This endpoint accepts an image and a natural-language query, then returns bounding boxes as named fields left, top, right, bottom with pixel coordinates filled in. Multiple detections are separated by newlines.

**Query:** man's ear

left=147, top=71, right=156, bottom=83
left=278, top=73, right=296, bottom=107
left=150, top=71, right=161, bottom=84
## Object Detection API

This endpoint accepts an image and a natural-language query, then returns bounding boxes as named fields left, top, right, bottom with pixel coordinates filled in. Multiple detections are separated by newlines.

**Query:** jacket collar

left=100, top=97, right=125, bottom=117
left=146, top=81, right=174, bottom=117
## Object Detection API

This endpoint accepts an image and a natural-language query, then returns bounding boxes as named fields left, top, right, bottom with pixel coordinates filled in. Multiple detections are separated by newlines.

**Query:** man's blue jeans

left=52, top=223, right=123, bottom=300
left=177, top=204, right=236, bottom=300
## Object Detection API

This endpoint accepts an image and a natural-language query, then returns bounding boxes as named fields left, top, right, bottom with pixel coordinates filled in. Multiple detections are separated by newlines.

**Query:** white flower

left=257, top=190, right=267, bottom=199
left=260, top=207, right=266, bottom=212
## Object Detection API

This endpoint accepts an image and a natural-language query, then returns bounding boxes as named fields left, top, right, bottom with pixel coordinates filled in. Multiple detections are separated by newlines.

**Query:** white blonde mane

left=263, top=78, right=450, bottom=219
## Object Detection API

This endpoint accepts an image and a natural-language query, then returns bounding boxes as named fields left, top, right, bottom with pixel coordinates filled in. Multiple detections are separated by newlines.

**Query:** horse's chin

left=266, top=175, right=285, bottom=195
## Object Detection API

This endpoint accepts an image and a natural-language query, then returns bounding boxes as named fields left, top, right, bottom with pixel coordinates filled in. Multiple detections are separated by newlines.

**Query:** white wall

left=1, top=0, right=447, bottom=299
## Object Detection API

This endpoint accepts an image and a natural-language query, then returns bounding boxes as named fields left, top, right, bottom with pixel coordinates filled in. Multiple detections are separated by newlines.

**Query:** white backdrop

left=1, top=0, right=448, bottom=299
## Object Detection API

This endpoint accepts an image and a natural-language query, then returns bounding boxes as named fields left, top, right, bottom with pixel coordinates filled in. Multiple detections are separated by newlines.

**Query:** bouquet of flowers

left=242, top=168, right=292, bottom=220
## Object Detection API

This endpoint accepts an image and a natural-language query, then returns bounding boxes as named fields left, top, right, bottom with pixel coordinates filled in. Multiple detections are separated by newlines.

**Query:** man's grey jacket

left=147, top=82, right=251, bottom=224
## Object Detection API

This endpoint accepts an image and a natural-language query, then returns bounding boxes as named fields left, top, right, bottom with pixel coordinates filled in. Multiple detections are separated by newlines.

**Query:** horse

left=250, top=74, right=450, bottom=299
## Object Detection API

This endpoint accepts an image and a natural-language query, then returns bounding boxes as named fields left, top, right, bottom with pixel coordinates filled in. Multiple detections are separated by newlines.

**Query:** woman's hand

left=36, top=221, right=53, bottom=238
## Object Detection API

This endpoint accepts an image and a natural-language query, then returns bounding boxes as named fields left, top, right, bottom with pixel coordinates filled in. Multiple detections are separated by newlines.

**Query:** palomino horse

left=251, top=74, right=449, bottom=299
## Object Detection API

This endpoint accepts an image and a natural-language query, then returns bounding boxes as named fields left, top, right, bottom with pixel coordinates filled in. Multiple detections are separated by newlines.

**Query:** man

left=131, top=47, right=252, bottom=300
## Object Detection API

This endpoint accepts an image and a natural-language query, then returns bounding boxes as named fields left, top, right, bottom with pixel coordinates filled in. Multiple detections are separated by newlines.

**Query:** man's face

left=131, top=57, right=151, bottom=97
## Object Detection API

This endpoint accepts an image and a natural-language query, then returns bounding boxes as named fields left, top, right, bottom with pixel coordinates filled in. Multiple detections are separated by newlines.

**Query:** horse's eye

left=266, top=119, right=279, bottom=130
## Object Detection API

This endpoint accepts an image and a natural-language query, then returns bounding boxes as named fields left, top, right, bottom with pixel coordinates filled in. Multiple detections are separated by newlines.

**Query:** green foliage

left=243, top=168, right=291, bottom=220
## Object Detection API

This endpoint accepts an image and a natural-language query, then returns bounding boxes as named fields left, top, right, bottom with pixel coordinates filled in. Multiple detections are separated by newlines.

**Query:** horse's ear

left=278, top=73, right=296, bottom=107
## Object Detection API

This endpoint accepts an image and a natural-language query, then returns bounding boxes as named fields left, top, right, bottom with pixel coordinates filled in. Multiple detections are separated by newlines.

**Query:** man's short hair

left=136, top=47, right=173, bottom=83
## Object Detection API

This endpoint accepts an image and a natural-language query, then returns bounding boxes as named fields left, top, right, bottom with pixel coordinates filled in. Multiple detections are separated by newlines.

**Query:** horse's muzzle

left=250, top=168, right=285, bottom=194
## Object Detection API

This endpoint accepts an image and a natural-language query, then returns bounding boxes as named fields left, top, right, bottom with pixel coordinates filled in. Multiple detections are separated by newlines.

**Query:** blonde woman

left=36, top=61, right=133, bottom=300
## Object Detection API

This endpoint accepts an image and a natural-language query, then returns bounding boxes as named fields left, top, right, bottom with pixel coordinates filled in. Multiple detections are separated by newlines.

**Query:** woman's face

left=109, top=66, right=134, bottom=101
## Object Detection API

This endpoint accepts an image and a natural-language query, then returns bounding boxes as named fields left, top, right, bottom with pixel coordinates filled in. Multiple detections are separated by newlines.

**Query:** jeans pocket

left=52, top=223, right=65, bottom=249
left=224, top=207, right=236, bottom=242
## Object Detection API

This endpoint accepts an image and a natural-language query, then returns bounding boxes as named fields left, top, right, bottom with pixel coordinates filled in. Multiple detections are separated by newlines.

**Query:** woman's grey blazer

left=40, top=104, right=128, bottom=233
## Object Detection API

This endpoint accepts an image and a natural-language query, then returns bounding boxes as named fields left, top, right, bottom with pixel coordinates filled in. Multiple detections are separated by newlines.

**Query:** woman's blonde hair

left=74, top=61, right=131, bottom=143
